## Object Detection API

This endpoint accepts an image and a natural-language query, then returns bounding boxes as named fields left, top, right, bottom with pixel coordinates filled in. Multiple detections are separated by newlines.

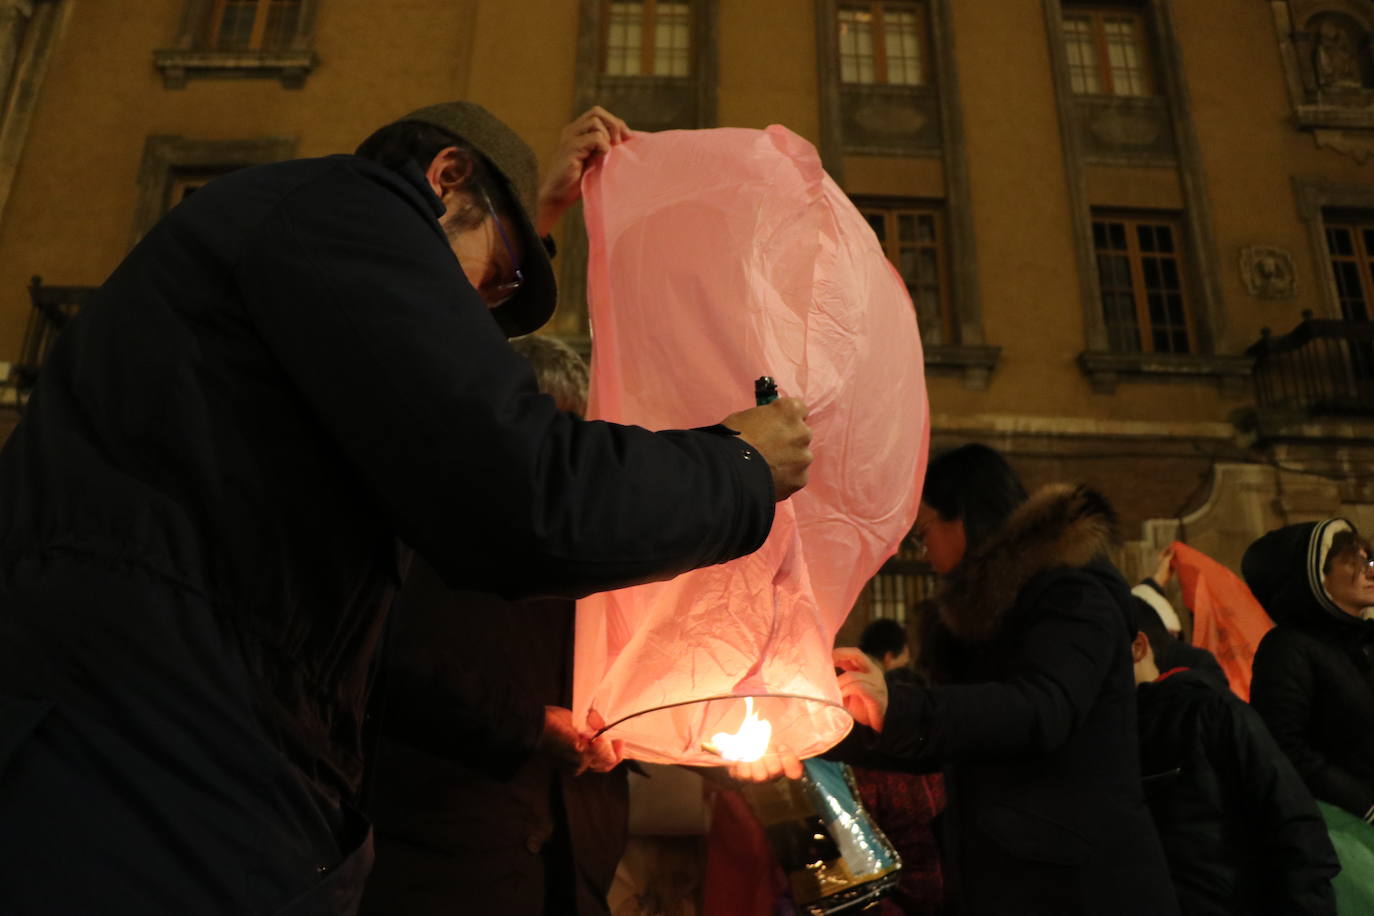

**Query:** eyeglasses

left=910, top=519, right=933, bottom=559
left=478, top=187, right=524, bottom=308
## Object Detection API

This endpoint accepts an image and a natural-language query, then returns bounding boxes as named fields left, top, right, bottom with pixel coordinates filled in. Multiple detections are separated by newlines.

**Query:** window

left=209, top=0, right=301, bottom=51
left=1324, top=219, right=1374, bottom=321
left=602, top=0, right=691, bottom=76
left=861, top=202, right=951, bottom=345
left=1092, top=215, right=1191, bottom=354
left=132, top=135, right=297, bottom=243
left=1062, top=7, right=1151, bottom=96
left=837, top=2, right=927, bottom=85
left=860, top=536, right=938, bottom=625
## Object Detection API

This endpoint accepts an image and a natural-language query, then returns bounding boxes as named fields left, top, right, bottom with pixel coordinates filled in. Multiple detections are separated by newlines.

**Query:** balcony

left=3, top=277, right=94, bottom=408
left=1239, top=313, right=1374, bottom=443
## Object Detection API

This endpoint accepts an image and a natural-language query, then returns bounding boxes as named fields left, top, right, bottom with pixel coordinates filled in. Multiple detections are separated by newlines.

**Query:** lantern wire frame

left=590, top=691, right=854, bottom=766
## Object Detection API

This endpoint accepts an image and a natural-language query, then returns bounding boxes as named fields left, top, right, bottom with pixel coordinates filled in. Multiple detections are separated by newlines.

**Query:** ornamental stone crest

left=1240, top=245, right=1298, bottom=300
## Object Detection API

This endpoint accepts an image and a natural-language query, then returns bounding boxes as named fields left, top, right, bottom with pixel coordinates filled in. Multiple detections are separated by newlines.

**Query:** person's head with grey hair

left=510, top=334, right=589, bottom=418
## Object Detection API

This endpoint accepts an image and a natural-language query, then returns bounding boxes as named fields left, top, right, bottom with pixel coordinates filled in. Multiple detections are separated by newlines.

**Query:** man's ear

left=425, top=146, right=474, bottom=199
left=1131, top=631, right=1149, bottom=664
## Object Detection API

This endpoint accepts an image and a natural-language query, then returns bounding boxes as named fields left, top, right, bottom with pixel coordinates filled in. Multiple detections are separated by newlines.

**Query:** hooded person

left=0, top=103, right=814, bottom=915
left=1244, top=519, right=1374, bottom=823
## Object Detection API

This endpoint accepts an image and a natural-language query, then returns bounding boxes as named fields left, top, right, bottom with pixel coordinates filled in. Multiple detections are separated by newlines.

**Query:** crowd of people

left=819, top=444, right=1374, bottom=915
left=0, top=92, right=1371, bottom=916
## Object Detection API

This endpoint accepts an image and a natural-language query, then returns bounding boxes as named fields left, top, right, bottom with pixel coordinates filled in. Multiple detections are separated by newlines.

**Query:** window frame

left=857, top=198, right=954, bottom=346
left=599, top=0, right=693, bottom=78
left=156, top=0, right=318, bottom=88
left=837, top=0, right=931, bottom=87
left=1061, top=5, right=1154, bottom=97
left=208, top=0, right=301, bottom=52
left=1091, top=212, right=1194, bottom=355
left=1322, top=215, right=1374, bottom=322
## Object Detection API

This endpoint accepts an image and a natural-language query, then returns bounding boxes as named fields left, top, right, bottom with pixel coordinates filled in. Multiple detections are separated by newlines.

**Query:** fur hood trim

left=938, top=483, right=1118, bottom=643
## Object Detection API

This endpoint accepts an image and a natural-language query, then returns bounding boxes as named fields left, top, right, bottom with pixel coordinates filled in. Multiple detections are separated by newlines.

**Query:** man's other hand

left=723, top=398, right=813, bottom=501
left=539, top=706, right=622, bottom=775
left=538, top=705, right=586, bottom=769
left=537, top=106, right=632, bottom=236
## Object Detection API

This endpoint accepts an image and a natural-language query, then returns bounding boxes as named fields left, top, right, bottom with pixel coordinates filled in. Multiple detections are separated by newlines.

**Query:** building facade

left=1, top=0, right=1372, bottom=644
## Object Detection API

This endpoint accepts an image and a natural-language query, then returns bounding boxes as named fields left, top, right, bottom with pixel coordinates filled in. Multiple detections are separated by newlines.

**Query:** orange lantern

left=573, top=126, right=929, bottom=765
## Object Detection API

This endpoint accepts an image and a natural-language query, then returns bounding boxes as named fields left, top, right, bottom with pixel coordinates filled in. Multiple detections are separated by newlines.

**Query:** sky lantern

left=573, top=126, right=928, bottom=766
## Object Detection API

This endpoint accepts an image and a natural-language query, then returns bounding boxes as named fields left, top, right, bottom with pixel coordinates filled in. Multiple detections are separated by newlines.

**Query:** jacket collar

left=938, top=484, right=1118, bottom=644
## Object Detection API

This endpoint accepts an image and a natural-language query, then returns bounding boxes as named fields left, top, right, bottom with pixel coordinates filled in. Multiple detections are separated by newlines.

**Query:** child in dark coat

left=1132, top=600, right=1339, bottom=915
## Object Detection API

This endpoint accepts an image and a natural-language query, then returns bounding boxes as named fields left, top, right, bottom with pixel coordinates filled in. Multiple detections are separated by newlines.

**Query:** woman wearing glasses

left=832, top=444, right=1177, bottom=916
left=1244, top=519, right=1374, bottom=824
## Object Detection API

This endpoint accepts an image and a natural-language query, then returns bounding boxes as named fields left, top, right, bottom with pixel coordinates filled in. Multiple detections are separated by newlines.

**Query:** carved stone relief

left=839, top=87, right=942, bottom=154
left=1313, top=125, right=1374, bottom=160
left=1312, top=12, right=1369, bottom=90
left=1239, top=245, right=1299, bottom=300
left=1075, top=96, right=1177, bottom=165
left=1277, top=2, right=1374, bottom=127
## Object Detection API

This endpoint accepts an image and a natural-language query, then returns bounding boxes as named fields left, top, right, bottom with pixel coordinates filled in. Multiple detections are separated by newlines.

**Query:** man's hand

left=722, top=398, right=813, bottom=501
left=537, top=106, right=632, bottom=236
left=834, top=647, right=888, bottom=732
left=539, top=706, right=622, bottom=775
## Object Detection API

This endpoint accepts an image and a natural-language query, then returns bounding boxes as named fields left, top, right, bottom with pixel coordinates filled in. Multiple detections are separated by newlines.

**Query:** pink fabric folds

left=1171, top=541, right=1275, bottom=702
left=573, top=126, right=929, bottom=765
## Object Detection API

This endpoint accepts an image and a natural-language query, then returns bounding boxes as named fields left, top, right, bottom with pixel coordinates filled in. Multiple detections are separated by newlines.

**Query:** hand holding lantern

left=537, top=106, right=632, bottom=236
left=834, top=648, right=889, bottom=732
left=722, top=397, right=813, bottom=501
left=539, top=706, right=622, bottom=775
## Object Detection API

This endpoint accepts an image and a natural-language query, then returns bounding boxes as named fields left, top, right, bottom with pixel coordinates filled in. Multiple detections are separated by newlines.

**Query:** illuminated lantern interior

left=574, top=126, right=929, bottom=765
left=707, top=697, right=772, bottom=763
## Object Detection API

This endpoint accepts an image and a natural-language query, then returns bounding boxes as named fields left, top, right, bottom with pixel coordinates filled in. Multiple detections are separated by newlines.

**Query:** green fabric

left=1320, top=802, right=1374, bottom=914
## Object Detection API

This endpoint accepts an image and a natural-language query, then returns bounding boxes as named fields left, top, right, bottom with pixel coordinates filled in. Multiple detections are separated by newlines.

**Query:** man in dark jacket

left=0, top=102, right=811, bottom=915
left=1132, top=601, right=1339, bottom=914
left=1244, top=519, right=1374, bottom=823
left=360, top=334, right=630, bottom=915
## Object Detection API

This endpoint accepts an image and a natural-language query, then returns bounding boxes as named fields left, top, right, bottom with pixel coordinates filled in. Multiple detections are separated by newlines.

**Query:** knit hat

left=1131, top=582, right=1183, bottom=635
left=403, top=101, right=556, bottom=337
left=1242, top=518, right=1357, bottom=627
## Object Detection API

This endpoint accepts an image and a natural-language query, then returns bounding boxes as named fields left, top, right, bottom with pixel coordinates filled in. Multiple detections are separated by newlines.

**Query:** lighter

left=755, top=376, right=778, bottom=406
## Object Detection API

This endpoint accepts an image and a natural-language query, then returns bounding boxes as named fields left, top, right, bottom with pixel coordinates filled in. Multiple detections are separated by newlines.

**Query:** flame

left=709, top=696, right=772, bottom=763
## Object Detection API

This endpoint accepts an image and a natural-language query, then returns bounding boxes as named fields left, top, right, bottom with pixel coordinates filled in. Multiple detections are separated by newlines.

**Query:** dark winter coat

left=0, top=156, right=774, bottom=914
left=359, top=559, right=627, bottom=916
left=1137, top=668, right=1338, bottom=915
left=835, top=485, right=1179, bottom=916
left=1244, top=520, right=1374, bottom=822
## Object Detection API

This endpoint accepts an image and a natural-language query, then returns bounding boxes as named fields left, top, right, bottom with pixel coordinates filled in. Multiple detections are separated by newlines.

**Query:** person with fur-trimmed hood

left=831, top=444, right=1178, bottom=916
left=1244, top=519, right=1374, bottom=824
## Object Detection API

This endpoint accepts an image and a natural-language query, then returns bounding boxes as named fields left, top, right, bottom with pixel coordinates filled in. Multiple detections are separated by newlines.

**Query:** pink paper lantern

left=574, top=126, right=929, bottom=765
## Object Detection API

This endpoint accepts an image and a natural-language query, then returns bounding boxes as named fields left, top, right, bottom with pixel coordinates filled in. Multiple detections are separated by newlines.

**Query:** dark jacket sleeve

left=1208, top=693, right=1339, bottom=913
left=1251, top=629, right=1374, bottom=819
left=232, top=161, right=774, bottom=600
left=872, top=572, right=1120, bottom=766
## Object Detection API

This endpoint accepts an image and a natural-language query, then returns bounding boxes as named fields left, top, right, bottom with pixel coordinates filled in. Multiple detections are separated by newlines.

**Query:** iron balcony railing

left=9, top=277, right=95, bottom=403
left=1247, top=313, right=1374, bottom=418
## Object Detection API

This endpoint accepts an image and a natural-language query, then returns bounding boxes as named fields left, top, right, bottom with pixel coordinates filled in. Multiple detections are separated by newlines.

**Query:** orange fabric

left=1171, top=541, right=1274, bottom=702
